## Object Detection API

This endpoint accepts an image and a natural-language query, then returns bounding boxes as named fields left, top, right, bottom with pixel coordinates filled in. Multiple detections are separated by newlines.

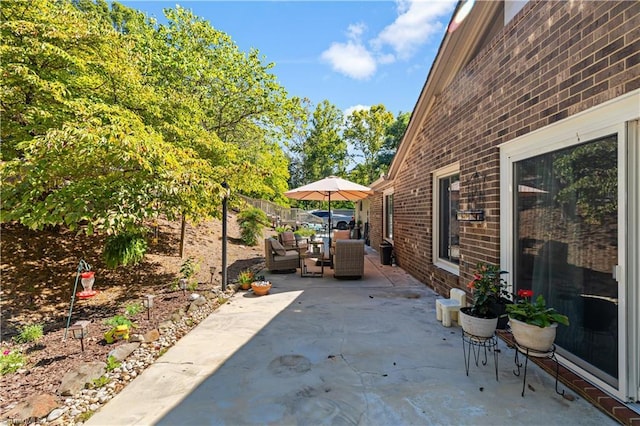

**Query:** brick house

left=368, top=0, right=639, bottom=403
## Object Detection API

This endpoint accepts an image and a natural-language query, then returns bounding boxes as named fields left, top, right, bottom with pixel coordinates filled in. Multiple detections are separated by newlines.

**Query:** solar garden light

left=179, top=278, right=188, bottom=296
left=69, top=320, right=90, bottom=351
left=142, top=294, right=155, bottom=320
left=209, top=266, right=216, bottom=285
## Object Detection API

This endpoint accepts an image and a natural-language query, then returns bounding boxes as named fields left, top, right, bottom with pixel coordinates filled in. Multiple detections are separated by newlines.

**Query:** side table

left=513, top=343, right=565, bottom=397
left=462, top=330, right=499, bottom=381
left=300, top=241, right=324, bottom=278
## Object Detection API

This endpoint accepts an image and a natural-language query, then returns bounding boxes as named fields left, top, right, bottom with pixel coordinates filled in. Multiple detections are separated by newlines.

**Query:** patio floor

left=86, top=246, right=635, bottom=425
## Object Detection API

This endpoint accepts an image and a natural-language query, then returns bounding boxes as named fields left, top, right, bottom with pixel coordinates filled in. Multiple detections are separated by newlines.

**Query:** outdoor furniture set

left=264, top=231, right=364, bottom=279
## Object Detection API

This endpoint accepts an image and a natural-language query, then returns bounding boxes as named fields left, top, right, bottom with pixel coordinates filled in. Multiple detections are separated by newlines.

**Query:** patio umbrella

left=284, top=175, right=373, bottom=242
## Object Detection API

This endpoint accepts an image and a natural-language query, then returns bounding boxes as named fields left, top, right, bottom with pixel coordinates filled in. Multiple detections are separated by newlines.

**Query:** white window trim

left=432, top=162, right=460, bottom=275
left=382, top=187, right=394, bottom=244
left=499, top=89, right=640, bottom=401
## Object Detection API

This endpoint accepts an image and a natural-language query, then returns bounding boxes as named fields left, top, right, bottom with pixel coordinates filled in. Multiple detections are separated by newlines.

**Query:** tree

left=299, top=100, right=347, bottom=183
left=343, top=104, right=394, bottom=184
left=376, top=111, right=410, bottom=171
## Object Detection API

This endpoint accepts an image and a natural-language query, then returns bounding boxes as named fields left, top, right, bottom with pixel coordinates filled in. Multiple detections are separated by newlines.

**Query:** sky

left=121, top=0, right=458, bottom=117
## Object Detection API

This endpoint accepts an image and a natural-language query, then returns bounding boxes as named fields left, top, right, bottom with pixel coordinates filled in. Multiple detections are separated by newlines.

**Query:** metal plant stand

left=513, top=343, right=565, bottom=397
left=462, top=330, right=499, bottom=381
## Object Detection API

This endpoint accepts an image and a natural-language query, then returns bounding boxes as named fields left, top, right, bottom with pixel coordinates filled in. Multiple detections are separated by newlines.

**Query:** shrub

left=0, top=349, right=26, bottom=375
left=14, top=324, right=43, bottom=344
left=103, top=231, right=148, bottom=269
left=125, top=302, right=143, bottom=317
left=104, top=315, right=133, bottom=328
left=106, top=355, right=121, bottom=372
left=237, top=207, right=268, bottom=246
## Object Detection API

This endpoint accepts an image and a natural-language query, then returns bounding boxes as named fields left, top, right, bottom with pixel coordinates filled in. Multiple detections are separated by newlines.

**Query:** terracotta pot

left=240, top=282, right=251, bottom=290
left=509, top=317, right=557, bottom=353
left=251, top=282, right=271, bottom=296
left=459, top=307, right=498, bottom=338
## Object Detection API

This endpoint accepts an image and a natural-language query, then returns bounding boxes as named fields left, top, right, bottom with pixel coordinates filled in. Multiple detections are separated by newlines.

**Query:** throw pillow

left=270, top=238, right=287, bottom=256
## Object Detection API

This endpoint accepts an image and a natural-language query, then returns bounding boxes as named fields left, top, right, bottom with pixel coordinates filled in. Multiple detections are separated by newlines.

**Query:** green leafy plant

left=294, top=228, right=315, bottom=238
left=106, top=355, right=121, bottom=372
left=506, top=292, right=570, bottom=328
left=187, top=281, right=198, bottom=291
left=237, top=207, right=268, bottom=246
left=180, top=257, right=197, bottom=280
left=14, top=324, right=44, bottom=344
left=104, top=315, right=133, bottom=328
left=76, top=410, right=95, bottom=423
left=237, top=269, right=254, bottom=288
left=466, top=262, right=509, bottom=318
left=103, top=231, right=148, bottom=269
left=125, top=302, right=143, bottom=317
left=0, top=349, right=26, bottom=375
left=87, top=375, right=110, bottom=389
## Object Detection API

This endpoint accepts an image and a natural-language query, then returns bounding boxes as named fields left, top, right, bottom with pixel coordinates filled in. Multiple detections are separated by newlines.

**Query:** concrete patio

left=86, top=247, right=617, bottom=425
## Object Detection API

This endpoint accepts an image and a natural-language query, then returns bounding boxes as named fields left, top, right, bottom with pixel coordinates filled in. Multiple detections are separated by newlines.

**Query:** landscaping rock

left=143, top=329, right=160, bottom=342
left=58, top=361, right=106, bottom=396
left=4, top=393, right=58, bottom=423
left=108, top=342, right=140, bottom=362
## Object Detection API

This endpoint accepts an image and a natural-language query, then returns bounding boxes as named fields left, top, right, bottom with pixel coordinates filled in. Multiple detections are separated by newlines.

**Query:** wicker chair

left=332, top=239, right=365, bottom=279
left=265, top=238, right=299, bottom=272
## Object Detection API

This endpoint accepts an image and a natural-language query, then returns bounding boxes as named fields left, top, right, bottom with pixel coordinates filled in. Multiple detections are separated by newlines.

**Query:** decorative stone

left=143, top=329, right=160, bottom=342
left=129, top=334, right=145, bottom=343
left=58, top=361, right=106, bottom=396
left=4, top=393, right=58, bottom=423
left=108, top=342, right=140, bottom=362
left=47, top=408, right=66, bottom=422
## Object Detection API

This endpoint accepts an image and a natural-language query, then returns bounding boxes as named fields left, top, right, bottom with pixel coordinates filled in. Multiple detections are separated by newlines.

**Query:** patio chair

left=265, top=238, right=299, bottom=272
left=332, top=239, right=365, bottom=279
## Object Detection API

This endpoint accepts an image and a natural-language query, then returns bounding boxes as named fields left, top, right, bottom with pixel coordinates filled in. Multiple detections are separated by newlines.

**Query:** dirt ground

left=0, top=213, right=273, bottom=417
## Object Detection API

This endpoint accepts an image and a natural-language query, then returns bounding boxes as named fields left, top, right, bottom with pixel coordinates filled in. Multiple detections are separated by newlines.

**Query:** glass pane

left=439, top=174, right=460, bottom=264
left=514, top=135, right=618, bottom=383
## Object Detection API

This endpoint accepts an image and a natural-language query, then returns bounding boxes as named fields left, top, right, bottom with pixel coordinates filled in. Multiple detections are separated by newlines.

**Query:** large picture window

left=433, top=164, right=460, bottom=273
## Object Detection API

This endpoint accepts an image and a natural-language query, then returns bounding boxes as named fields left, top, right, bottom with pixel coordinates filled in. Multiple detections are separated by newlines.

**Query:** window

left=383, top=190, right=393, bottom=240
left=433, top=164, right=460, bottom=273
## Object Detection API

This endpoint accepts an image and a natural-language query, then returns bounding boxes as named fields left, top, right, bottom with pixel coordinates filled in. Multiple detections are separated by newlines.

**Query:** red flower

left=518, top=289, right=533, bottom=298
left=2, top=350, right=9, bottom=356
left=467, top=280, right=475, bottom=289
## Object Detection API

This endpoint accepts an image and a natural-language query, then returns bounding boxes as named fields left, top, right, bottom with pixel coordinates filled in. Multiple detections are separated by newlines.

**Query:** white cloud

left=321, top=0, right=455, bottom=80
left=321, top=21, right=377, bottom=80
left=373, top=0, right=456, bottom=60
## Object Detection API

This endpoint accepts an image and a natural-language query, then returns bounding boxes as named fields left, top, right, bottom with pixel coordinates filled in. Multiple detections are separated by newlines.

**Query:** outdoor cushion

left=270, top=238, right=287, bottom=256
left=279, top=231, right=297, bottom=249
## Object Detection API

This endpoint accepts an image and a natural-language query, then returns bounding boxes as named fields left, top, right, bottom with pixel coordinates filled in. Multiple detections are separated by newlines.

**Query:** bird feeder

left=77, top=271, right=97, bottom=299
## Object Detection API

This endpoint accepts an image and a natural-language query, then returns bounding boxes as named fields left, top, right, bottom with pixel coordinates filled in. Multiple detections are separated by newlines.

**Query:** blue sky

left=121, top=1, right=457, bottom=117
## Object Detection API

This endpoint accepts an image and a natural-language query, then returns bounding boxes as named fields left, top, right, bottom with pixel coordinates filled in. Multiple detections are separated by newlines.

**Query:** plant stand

left=513, top=343, right=565, bottom=397
left=462, top=330, right=498, bottom=381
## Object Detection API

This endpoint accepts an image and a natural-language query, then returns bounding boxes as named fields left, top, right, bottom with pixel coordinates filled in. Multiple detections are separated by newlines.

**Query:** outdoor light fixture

left=179, top=278, right=188, bottom=296
left=141, top=294, right=155, bottom=320
left=448, top=0, right=475, bottom=33
left=209, top=266, right=216, bottom=285
left=69, top=320, right=90, bottom=351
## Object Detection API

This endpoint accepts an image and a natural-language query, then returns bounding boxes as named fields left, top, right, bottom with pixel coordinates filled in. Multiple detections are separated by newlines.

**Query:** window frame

left=432, top=162, right=461, bottom=275
left=383, top=188, right=394, bottom=243
left=499, top=90, right=640, bottom=401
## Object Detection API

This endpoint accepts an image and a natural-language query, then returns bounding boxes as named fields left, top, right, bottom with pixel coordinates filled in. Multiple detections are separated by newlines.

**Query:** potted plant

left=459, top=262, right=509, bottom=338
left=251, top=275, right=272, bottom=296
left=506, top=290, right=570, bottom=352
left=237, top=269, right=254, bottom=290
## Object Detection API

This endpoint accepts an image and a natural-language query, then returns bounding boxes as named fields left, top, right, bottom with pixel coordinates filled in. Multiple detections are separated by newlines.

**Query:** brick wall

left=390, top=0, right=639, bottom=297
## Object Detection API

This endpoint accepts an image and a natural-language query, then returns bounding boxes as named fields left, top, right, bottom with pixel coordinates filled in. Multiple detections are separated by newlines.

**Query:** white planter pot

left=459, top=307, right=498, bottom=338
left=509, top=317, right=557, bottom=353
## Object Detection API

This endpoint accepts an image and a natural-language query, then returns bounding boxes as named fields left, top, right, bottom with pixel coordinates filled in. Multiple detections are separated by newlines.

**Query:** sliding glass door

left=513, top=135, right=619, bottom=385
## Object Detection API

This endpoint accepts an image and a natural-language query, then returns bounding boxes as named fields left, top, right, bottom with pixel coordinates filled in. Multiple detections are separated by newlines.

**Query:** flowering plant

left=467, top=262, right=509, bottom=318
left=237, top=269, right=255, bottom=285
left=506, top=290, right=569, bottom=328
left=1, top=348, right=26, bottom=375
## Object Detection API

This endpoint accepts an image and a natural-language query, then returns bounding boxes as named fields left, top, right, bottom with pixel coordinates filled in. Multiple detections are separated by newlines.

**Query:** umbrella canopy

left=284, top=176, right=373, bottom=236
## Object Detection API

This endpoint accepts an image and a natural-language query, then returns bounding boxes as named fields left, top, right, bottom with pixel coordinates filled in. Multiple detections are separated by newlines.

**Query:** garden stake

left=63, top=259, right=91, bottom=341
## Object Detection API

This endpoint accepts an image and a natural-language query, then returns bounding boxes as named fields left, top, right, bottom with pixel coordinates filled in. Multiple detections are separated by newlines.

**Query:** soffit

left=384, top=1, right=503, bottom=183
